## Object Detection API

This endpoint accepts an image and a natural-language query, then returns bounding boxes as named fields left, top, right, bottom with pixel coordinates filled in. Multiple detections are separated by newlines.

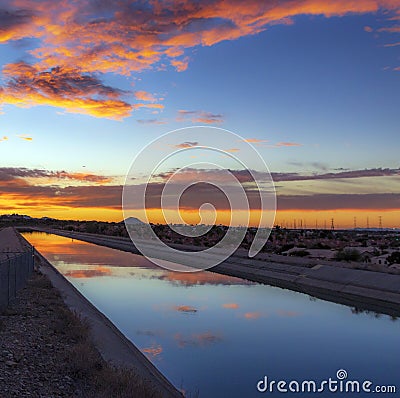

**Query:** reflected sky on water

left=23, top=232, right=400, bottom=397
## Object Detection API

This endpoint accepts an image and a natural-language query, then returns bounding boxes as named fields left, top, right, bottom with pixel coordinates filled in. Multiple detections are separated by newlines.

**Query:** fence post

left=7, top=257, right=10, bottom=307
left=0, top=250, right=35, bottom=311
left=31, top=246, right=35, bottom=273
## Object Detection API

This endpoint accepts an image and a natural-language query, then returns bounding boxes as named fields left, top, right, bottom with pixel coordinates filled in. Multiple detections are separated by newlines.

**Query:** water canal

left=23, top=232, right=400, bottom=397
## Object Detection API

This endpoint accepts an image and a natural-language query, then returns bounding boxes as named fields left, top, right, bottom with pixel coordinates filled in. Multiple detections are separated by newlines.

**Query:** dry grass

left=29, top=272, right=161, bottom=398
left=86, top=367, right=161, bottom=398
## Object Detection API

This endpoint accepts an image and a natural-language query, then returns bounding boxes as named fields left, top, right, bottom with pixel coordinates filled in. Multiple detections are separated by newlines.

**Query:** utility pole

left=379, top=216, right=382, bottom=229
left=331, top=218, right=335, bottom=230
left=354, top=217, right=357, bottom=229
left=367, top=217, right=369, bottom=229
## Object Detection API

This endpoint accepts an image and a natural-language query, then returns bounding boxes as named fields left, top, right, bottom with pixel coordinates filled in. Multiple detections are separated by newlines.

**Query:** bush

left=289, top=250, right=310, bottom=257
left=335, top=248, right=361, bottom=262
left=311, top=242, right=331, bottom=250
left=387, top=251, right=400, bottom=265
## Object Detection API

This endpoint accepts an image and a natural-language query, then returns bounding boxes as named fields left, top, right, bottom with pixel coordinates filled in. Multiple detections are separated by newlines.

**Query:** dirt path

left=0, top=227, right=30, bottom=259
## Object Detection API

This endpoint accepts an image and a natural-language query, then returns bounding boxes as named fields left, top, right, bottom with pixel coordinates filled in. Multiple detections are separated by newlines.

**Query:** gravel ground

left=0, top=271, right=160, bottom=398
left=0, top=271, right=89, bottom=397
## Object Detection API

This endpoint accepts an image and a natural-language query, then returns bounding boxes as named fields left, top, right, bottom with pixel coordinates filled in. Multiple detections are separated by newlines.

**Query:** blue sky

left=0, top=0, right=399, bottom=226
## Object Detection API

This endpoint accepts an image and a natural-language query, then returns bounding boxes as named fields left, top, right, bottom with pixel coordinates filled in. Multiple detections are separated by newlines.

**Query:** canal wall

left=0, top=228, right=34, bottom=311
left=24, top=228, right=400, bottom=318
left=15, top=230, right=183, bottom=398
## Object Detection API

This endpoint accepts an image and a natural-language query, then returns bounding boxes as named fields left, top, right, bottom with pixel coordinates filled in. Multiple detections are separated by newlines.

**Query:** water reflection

left=64, top=265, right=113, bottom=278
left=29, top=232, right=252, bottom=287
left=23, top=232, right=400, bottom=398
left=174, top=331, right=223, bottom=348
left=142, top=344, right=163, bottom=360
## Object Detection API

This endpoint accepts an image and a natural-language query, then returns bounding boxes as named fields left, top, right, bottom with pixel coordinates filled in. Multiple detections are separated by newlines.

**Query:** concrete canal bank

left=34, top=250, right=183, bottom=398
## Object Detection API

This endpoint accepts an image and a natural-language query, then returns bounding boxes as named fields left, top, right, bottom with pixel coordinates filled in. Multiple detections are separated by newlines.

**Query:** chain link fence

left=0, top=250, right=34, bottom=311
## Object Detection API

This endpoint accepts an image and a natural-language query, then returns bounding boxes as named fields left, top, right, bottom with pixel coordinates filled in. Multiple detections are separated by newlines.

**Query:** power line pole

left=379, top=216, right=382, bottom=229
left=354, top=217, right=357, bottom=229
left=331, top=218, right=335, bottom=230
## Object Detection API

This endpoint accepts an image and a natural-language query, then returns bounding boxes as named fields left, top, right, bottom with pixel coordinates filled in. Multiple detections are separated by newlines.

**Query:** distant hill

left=122, top=217, right=145, bottom=225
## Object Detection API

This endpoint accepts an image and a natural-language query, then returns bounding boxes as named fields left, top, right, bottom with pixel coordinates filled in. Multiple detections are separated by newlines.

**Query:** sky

left=0, top=0, right=399, bottom=228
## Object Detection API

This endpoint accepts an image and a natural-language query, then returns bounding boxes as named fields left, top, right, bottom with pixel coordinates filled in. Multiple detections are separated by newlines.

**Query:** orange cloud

left=0, top=1, right=398, bottom=117
left=174, top=141, right=199, bottom=148
left=222, top=303, right=239, bottom=309
left=0, top=167, right=113, bottom=185
left=134, top=90, right=157, bottom=102
left=0, top=8, right=37, bottom=43
left=276, top=309, right=299, bottom=317
left=2, top=0, right=397, bottom=78
left=174, top=305, right=198, bottom=313
left=64, top=266, right=112, bottom=279
left=243, top=138, right=267, bottom=144
left=142, top=344, right=163, bottom=359
left=132, top=103, right=164, bottom=110
left=194, top=115, right=224, bottom=124
left=160, top=271, right=253, bottom=286
left=17, top=134, right=33, bottom=141
left=379, top=25, right=400, bottom=32
left=0, top=136, right=8, bottom=142
left=55, top=172, right=113, bottom=184
left=244, top=311, right=263, bottom=319
left=0, top=62, right=133, bottom=119
left=275, top=142, right=302, bottom=147
left=177, top=110, right=224, bottom=124
left=3, top=165, right=400, bottom=226
left=170, top=57, right=190, bottom=72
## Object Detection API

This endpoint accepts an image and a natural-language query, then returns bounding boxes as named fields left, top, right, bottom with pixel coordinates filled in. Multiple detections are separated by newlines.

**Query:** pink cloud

left=177, top=110, right=224, bottom=124
left=134, top=90, right=157, bottom=102
left=222, top=303, right=239, bottom=309
left=275, top=142, right=302, bottom=147
left=243, top=138, right=268, bottom=144
left=244, top=311, right=263, bottom=319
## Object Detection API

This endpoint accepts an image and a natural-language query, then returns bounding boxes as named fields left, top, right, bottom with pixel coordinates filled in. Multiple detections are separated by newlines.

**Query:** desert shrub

left=335, top=248, right=361, bottom=262
left=289, top=250, right=310, bottom=257
left=387, top=251, right=400, bottom=265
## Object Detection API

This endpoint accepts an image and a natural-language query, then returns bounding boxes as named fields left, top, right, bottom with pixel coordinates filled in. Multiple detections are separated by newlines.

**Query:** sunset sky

left=0, top=0, right=399, bottom=228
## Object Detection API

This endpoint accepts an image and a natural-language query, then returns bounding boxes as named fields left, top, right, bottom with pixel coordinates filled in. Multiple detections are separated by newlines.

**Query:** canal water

left=23, top=232, right=399, bottom=397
